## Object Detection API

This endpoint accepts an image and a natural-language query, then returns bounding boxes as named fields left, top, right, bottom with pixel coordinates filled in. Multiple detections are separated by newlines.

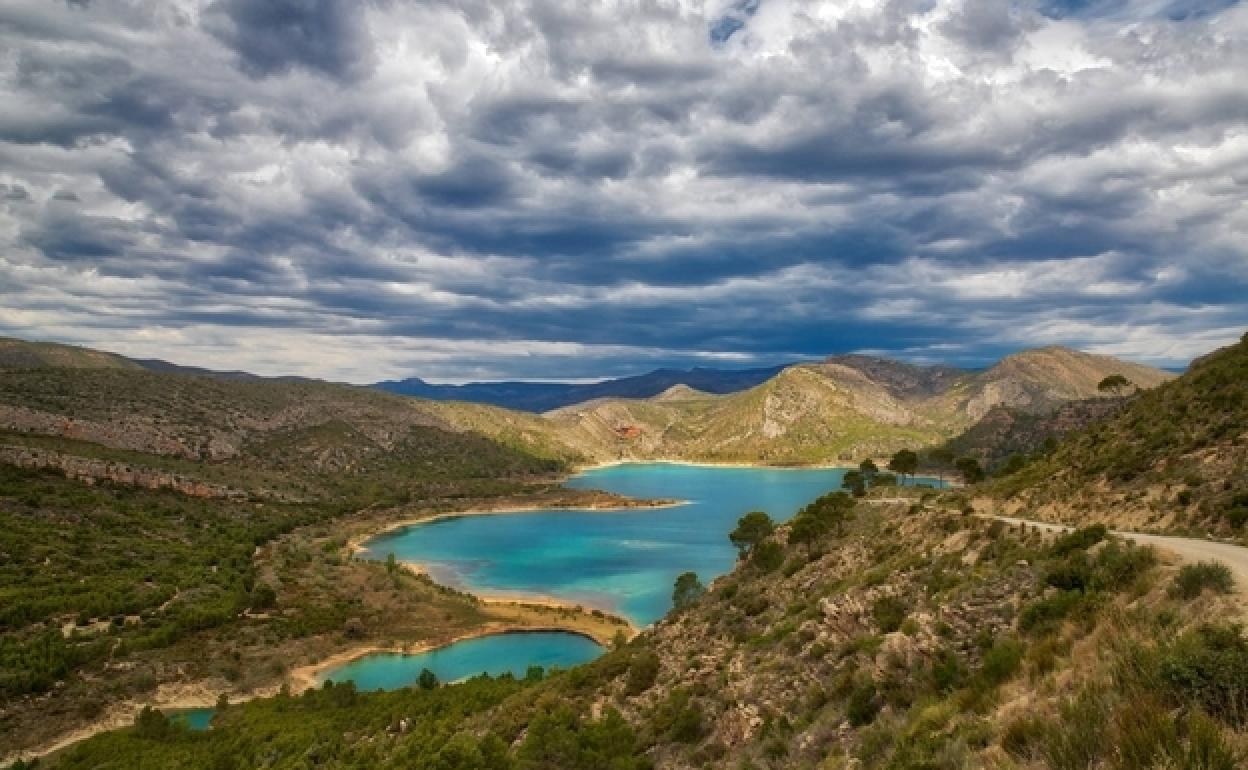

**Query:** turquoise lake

left=362, top=462, right=943, bottom=625
left=319, top=631, right=603, bottom=691
left=332, top=463, right=946, bottom=689
left=167, top=707, right=214, bottom=731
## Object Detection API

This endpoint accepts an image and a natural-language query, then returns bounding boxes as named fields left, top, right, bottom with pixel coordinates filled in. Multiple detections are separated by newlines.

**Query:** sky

left=1, top=0, right=1246, bottom=383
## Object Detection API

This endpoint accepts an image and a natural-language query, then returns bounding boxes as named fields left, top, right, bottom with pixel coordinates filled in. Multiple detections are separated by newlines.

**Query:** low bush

left=1169, top=562, right=1235, bottom=599
left=846, top=680, right=880, bottom=727
left=624, top=650, right=660, bottom=695
left=650, top=688, right=704, bottom=743
left=1018, top=590, right=1091, bottom=635
left=871, top=596, right=909, bottom=634
left=751, top=541, right=785, bottom=572
left=978, top=638, right=1024, bottom=687
left=1050, top=525, right=1108, bottom=557
left=1159, top=624, right=1248, bottom=726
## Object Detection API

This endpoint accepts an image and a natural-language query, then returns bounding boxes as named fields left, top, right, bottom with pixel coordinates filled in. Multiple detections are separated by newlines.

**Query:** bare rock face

left=964, top=379, right=1034, bottom=422
left=0, top=445, right=249, bottom=499
left=822, top=354, right=966, bottom=398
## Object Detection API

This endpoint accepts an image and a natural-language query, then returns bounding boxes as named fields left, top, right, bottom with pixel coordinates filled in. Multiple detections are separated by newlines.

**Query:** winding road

left=864, top=497, right=1248, bottom=601
left=990, top=515, right=1248, bottom=603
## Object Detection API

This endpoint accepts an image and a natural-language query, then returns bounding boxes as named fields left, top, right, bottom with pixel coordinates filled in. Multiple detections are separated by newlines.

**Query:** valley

left=1, top=334, right=1245, bottom=769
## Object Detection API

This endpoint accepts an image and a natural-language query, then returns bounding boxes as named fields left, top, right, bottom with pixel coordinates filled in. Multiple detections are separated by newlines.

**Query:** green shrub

left=625, top=650, right=661, bottom=695
left=871, top=596, right=909, bottom=633
left=650, top=689, right=703, bottom=743
left=751, top=540, right=785, bottom=572
left=846, top=680, right=879, bottom=726
left=1091, top=541, right=1156, bottom=591
left=930, top=648, right=966, bottom=692
left=1018, top=590, right=1089, bottom=635
left=978, top=638, right=1025, bottom=687
left=1045, top=558, right=1093, bottom=592
left=1169, top=562, right=1235, bottom=600
left=1050, top=525, right=1108, bottom=557
left=1159, top=625, right=1248, bottom=725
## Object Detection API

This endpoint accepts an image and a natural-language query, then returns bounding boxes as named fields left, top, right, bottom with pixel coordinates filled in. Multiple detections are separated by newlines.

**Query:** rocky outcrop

left=0, top=445, right=249, bottom=499
left=0, top=406, right=205, bottom=459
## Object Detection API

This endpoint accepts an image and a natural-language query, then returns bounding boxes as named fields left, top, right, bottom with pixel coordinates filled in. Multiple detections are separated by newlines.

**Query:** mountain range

left=0, top=337, right=1174, bottom=470
left=495, top=347, right=1174, bottom=465
left=373, top=365, right=790, bottom=412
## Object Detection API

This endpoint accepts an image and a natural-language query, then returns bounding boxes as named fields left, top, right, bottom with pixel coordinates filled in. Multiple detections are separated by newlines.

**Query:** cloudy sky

left=1, top=0, right=1246, bottom=383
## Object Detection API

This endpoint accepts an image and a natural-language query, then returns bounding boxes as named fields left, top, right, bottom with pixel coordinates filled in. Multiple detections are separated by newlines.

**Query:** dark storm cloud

left=205, top=0, right=377, bottom=80
left=0, top=0, right=1245, bottom=381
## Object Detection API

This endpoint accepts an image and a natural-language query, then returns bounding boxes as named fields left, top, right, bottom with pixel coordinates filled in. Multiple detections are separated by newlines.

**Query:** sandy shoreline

left=397, top=561, right=637, bottom=634
left=287, top=623, right=621, bottom=692
left=5, top=617, right=627, bottom=767
left=572, top=458, right=860, bottom=473
left=2, top=679, right=285, bottom=766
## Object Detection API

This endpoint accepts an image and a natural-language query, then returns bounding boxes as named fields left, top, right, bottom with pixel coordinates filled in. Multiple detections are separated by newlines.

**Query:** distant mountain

left=485, top=345, right=1175, bottom=466
left=0, top=336, right=320, bottom=384
left=372, top=364, right=789, bottom=412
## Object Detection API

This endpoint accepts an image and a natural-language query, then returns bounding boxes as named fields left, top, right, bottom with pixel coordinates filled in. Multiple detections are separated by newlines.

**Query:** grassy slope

left=0, top=367, right=565, bottom=502
left=986, top=333, right=1248, bottom=536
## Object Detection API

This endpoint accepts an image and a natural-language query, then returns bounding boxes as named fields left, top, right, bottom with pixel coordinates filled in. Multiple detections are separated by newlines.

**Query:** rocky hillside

left=531, top=347, right=1173, bottom=465
left=0, top=353, right=576, bottom=503
left=41, top=490, right=1248, bottom=769
left=0, top=337, right=1173, bottom=470
left=544, top=365, right=943, bottom=464
left=934, top=346, right=1173, bottom=422
left=985, top=333, right=1248, bottom=536
left=944, top=398, right=1129, bottom=471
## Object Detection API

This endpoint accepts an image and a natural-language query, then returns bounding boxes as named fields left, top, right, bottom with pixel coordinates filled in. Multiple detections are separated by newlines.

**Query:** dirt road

left=991, top=515, right=1248, bottom=598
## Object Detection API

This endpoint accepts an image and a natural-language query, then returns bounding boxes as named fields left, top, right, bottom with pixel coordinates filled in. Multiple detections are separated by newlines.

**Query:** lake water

left=362, top=462, right=937, bottom=625
left=167, top=707, right=214, bottom=731
left=335, top=463, right=944, bottom=689
left=318, top=631, right=603, bottom=691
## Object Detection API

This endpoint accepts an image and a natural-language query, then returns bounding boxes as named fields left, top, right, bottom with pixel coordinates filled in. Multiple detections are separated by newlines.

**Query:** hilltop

left=0, top=338, right=141, bottom=371
left=984, top=333, right=1248, bottom=536
left=528, top=346, right=1174, bottom=465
